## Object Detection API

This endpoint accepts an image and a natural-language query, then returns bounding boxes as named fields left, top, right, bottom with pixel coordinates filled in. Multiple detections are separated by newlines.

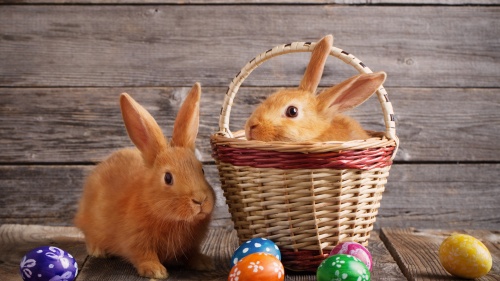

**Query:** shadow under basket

left=210, top=40, right=399, bottom=272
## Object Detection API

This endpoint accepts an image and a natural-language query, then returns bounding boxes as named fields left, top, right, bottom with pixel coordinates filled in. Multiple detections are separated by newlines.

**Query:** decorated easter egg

left=439, top=233, right=492, bottom=279
left=329, top=241, right=373, bottom=271
left=231, top=237, right=281, bottom=267
left=19, top=246, right=78, bottom=281
left=228, top=252, right=284, bottom=281
left=317, top=254, right=370, bottom=281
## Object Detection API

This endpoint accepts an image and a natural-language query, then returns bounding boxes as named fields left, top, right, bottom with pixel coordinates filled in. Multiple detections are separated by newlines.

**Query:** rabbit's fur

left=245, top=35, right=386, bottom=142
left=75, top=83, right=215, bottom=279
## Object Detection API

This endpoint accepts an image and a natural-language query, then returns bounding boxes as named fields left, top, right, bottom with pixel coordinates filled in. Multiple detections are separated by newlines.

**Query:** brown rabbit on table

left=74, top=83, right=215, bottom=279
left=245, top=35, right=387, bottom=142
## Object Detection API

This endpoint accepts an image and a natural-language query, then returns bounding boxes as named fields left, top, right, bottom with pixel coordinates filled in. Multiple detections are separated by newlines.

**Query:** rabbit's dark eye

left=164, top=172, right=174, bottom=186
left=286, top=106, right=299, bottom=118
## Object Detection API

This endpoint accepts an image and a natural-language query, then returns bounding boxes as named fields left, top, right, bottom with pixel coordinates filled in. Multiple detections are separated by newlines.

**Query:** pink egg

left=329, top=242, right=372, bottom=271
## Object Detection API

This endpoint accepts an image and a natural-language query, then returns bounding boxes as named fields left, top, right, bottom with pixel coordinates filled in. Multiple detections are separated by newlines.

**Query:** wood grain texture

left=376, top=163, right=500, bottom=230
left=1, top=164, right=498, bottom=230
left=76, top=228, right=237, bottom=280
left=0, top=166, right=91, bottom=225
left=0, top=224, right=87, bottom=281
left=380, top=228, right=500, bottom=281
left=1, top=1, right=497, bottom=5
left=0, top=87, right=217, bottom=163
left=368, top=231, right=407, bottom=280
left=0, top=5, right=498, bottom=88
left=0, top=225, right=401, bottom=280
left=1, top=87, right=499, bottom=163
left=0, top=1, right=498, bottom=279
left=0, top=165, right=230, bottom=226
left=76, top=228, right=404, bottom=280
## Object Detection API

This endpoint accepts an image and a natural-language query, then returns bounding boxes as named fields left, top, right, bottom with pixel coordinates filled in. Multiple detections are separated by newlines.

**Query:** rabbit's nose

left=248, top=124, right=258, bottom=140
left=192, top=197, right=205, bottom=205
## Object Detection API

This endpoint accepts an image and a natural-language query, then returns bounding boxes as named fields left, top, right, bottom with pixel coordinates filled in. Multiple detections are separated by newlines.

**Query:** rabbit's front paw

left=136, top=261, right=168, bottom=279
left=86, top=244, right=108, bottom=258
left=188, top=253, right=214, bottom=271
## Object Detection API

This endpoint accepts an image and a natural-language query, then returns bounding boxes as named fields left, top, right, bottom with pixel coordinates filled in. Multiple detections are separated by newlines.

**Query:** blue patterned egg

left=231, top=237, right=281, bottom=267
left=20, top=246, right=78, bottom=281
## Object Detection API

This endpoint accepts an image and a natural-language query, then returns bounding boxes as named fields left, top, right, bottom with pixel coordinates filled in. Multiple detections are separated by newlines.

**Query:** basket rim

left=215, top=38, right=399, bottom=159
left=211, top=130, right=396, bottom=154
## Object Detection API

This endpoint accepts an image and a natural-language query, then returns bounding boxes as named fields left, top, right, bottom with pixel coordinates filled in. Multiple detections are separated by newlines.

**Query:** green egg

left=317, top=254, right=371, bottom=281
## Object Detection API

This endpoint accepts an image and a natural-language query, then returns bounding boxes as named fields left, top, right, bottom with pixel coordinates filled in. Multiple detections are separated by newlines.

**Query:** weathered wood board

left=366, top=231, right=407, bottom=281
left=1, top=1, right=497, bottom=4
left=0, top=224, right=87, bottom=281
left=381, top=228, right=500, bottom=281
left=4, top=225, right=499, bottom=280
left=0, top=164, right=230, bottom=226
left=1, top=87, right=498, bottom=163
left=375, top=163, right=500, bottom=230
left=0, top=5, right=498, bottom=88
left=1, top=164, right=498, bottom=230
left=0, top=2, right=499, bottom=277
left=0, top=224, right=405, bottom=280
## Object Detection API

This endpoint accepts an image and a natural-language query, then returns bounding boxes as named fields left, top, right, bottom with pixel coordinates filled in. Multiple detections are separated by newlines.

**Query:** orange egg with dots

left=439, top=233, right=492, bottom=279
left=228, top=252, right=284, bottom=281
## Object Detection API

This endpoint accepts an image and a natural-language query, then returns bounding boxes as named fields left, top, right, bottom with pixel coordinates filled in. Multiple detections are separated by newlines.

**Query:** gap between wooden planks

left=380, top=228, right=500, bottom=281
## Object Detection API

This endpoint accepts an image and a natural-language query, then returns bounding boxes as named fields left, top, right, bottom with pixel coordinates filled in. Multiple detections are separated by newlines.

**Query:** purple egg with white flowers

left=231, top=237, right=281, bottom=267
left=19, top=246, right=78, bottom=281
left=329, top=242, right=372, bottom=271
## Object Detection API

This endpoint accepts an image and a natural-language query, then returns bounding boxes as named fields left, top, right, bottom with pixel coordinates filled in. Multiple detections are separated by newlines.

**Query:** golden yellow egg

left=439, top=233, right=492, bottom=279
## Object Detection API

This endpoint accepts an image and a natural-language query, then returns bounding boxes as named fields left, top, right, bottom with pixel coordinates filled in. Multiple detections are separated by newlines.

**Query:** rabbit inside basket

left=244, top=35, right=386, bottom=143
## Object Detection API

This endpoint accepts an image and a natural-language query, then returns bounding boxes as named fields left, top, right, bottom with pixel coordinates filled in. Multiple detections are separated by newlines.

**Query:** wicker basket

left=210, top=40, right=399, bottom=271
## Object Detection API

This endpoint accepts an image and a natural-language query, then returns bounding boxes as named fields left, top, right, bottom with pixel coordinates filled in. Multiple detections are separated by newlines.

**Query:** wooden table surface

left=0, top=224, right=498, bottom=281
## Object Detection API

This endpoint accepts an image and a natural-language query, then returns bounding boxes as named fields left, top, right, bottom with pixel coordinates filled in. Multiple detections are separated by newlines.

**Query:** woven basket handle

left=217, top=41, right=399, bottom=158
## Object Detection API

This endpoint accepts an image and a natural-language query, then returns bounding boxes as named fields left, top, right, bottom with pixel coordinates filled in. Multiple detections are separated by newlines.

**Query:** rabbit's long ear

left=317, top=71, right=386, bottom=114
left=170, top=83, right=201, bottom=151
left=120, top=93, right=168, bottom=165
left=299, top=34, right=333, bottom=94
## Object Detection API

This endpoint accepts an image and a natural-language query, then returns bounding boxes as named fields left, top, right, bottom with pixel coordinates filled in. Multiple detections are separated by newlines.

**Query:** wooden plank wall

left=0, top=1, right=499, bottom=230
